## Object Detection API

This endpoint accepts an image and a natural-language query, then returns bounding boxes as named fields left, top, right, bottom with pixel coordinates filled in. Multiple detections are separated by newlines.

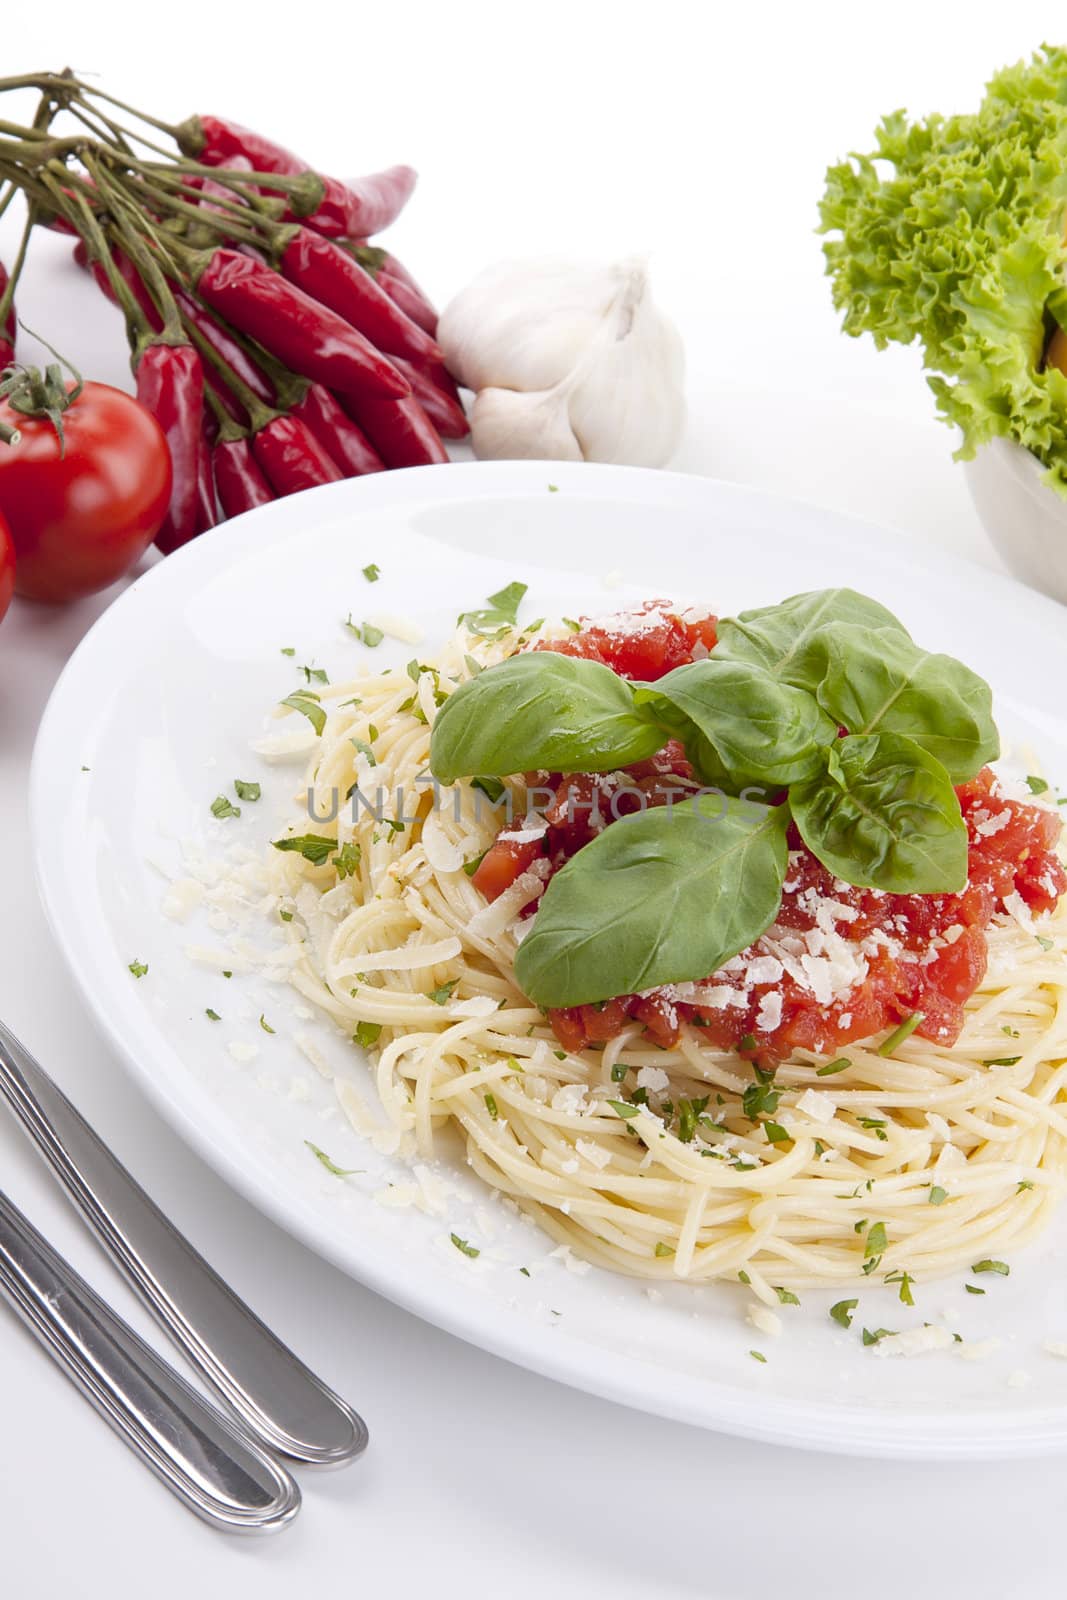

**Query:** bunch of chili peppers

left=0, top=71, right=468, bottom=552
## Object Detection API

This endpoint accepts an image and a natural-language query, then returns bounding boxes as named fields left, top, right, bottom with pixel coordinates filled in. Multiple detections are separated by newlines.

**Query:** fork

left=0, top=1019, right=367, bottom=1468
left=0, top=1186, right=301, bottom=1531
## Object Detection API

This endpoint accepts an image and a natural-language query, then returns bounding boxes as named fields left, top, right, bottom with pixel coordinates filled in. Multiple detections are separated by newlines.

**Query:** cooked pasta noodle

left=266, top=625, right=1067, bottom=1298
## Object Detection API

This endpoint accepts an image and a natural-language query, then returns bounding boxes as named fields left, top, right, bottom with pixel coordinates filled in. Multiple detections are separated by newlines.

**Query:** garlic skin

left=439, top=257, right=685, bottom=468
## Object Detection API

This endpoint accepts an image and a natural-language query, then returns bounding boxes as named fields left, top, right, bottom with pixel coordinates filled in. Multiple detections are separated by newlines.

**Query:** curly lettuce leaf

left=819, top=45, right=1067, bottom=491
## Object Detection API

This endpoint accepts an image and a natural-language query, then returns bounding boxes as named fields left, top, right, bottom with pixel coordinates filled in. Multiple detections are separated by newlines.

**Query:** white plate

left=30, top=461, right=1067, bottom=1459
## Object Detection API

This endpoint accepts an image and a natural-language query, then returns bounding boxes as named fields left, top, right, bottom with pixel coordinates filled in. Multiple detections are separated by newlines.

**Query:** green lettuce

left=819, top=45, right=1067, bottom=491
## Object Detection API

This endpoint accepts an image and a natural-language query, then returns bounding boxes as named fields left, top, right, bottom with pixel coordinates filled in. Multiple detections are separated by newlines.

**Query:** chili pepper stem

left=0, top=202, right=35, bottom=339
left=180, top=313, right=278, bottom=434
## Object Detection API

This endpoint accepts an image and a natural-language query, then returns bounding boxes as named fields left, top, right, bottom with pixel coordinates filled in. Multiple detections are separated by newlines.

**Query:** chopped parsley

left=484, top=1092, right=499, bottom=1120
left=861, top=1327, right=895, bottom=1346
left=259, top=1014, right=275, bottom=1034
left=1026, top=775, right=1050, bottom=795
left=676, top=1095, right=709, bottom=1143
left=763, top=1121, right=790, bottom=1144
left=886, top=1269, right=916, bottom=1307
left=345, top=616, right=384, bottom=647
left=548, top=483, right=559, bottom=493
left=965, top=1283, right=985, bottom=1296
left=205, top=1008, right=221, bottom=1021
left=354, top=1021, right=382, bottom=1048
left=279, top=909, right=294, bottom=922
left=1037, top=935, right=1055, bottom=953
left=971, top=1258, right=1010, bottom=1277
left=450, top=1233, right=480, bottom=1258
left=878, top=1013, right=924, bottom=1057
left=865, top=1221, right=887, bottom=1254
left=362, top=563, right=380, bottom=582
left=458, top=581, right=529, bottom=638
left=351, top=737, right=377, bottom=767
left=749, top=1349, right=767, bottom=1364
left=332, top=841, right=362, bottom=879
left=610, top=1062, right=628, bottom=1083
left=816, top=1056, right=851, bottom=1076
left=210, top=794, right=241, bottom=820
left=272, top=833, right=335, bottom=867
left=463, top=850, right=487, bottom=878
left=830, top=1298, right=858, bottom=1328
left=562, top=617, right=581, bottom=633
left=429, top=980, right=458, bottom=1005
left=738, top=1270, right=752, bottom=1285
left=928, top=1185, right=948, bottom=1205
left=304, top=1141, right=361, bottom=1177
left=128, top=959, right=148, bottom=979
left=654, top=1241, right=674, bottom=1258
left=983, top=1056, right=1021, bottom=1067
left=741, top=1075, right=780, bottom=1120
left=234, top=778, right=261, bottom=802
left=280, top=691, right=326, bottom=736
left=857, top=1116, right=889, bottom=1142
left=280, top=646, right=295, bottom=656
left=1018, top=1179, right=1035, bottom=1192
left=609, top=1099, right=641, bottom=1121
left=299, top=664, right=328, bottom=685
left=774, top=1286, right=800, bottom=1306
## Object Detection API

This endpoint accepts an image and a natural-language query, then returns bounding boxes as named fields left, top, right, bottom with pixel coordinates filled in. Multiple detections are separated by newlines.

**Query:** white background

left=1, top=4, right=1064, bottom=1595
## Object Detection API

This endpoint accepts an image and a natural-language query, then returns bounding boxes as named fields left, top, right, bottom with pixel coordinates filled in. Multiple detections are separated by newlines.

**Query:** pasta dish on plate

left=264, top=585, right=1067, bottom=1306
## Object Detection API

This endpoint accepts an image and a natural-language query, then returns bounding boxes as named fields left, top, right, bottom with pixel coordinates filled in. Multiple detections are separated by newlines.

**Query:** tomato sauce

left=474, top=604, right=1066, bottom=1059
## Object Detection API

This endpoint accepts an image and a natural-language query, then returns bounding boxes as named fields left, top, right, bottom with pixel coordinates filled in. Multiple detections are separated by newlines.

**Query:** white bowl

left=964, top=437, right=1067, bottom=606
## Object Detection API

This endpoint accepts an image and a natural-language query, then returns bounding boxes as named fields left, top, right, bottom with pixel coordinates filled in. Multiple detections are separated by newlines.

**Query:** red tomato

left=535, top=599, right=718, bottom=681
left=0, top=511, right=14, bottom=624
left=0, top=383, right=172, bottom=603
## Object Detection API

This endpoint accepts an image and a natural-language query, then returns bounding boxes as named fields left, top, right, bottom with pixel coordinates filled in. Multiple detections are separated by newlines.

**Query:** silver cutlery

left=0, top=1019, right=367, bottom=1468
left=0, top=1187, right=301, bottom=1532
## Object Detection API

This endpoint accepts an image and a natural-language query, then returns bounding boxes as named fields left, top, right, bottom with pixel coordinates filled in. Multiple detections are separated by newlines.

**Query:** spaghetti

left=265, top=619, right=1067, bottom=1300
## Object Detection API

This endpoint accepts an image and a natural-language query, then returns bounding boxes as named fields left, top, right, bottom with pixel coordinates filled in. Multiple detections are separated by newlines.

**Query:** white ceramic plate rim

left=29, top=461, right=1067, bottom=1459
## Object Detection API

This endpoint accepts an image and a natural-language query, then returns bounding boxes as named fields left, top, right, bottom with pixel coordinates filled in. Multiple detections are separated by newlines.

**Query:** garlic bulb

left=438, top=257, right=685, bottom=467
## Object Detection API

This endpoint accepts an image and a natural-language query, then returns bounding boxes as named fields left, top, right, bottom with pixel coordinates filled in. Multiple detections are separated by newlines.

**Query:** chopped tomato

left=537, top=767, right=1064, bottom=1056
left=471, top=835, right=542, bottom=902
left=535, top=599, right=717, bottom=681
left=473, top=597, right=1066, bottom=1060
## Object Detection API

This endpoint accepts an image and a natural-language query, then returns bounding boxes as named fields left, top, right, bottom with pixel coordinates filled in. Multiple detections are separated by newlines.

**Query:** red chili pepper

left=136, top=342, right=206, bottom=555
left=174, top=289, right=275, bottom=412
left=337, top=392, right=448, bottom=469
left=213, top=436, right=275, bottom=517
left=0, top=261, right=15, bottom=366
left=193, top=415, right=220, bottom=535
left=177, top=114, right=306, bottom=179
left=284, top=167, right=416, bottom=241
left=377, top=254, right=438, bottom=336
left=279, top=229, right=440, bottom=365
left=251, top=414, right=345, bottom=497
left=389, top=357, right=468, bottom=439
left=75, top=240, right=166, bottom=334
left=291, top=384, right=384, bottom=476
left=177, top=116, right=417, bottom=237
left=195, top=248, right=409, bottom=402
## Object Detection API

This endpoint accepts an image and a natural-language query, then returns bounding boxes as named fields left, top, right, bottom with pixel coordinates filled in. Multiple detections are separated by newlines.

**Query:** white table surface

left=3, top=6, right=1065, bottom=1596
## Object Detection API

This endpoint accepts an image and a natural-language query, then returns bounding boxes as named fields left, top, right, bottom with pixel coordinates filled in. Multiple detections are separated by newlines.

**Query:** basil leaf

left=790, top=733, right=967, bottom=893
left=430, top=652, right=663, bottom=783
left=814, top=623, right=998, bottom=781
left=714, top=588, right=909, bottom=692
left=514, top=795, right=790, bottom=1007
left=637, top=659, right=838, bottom=787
